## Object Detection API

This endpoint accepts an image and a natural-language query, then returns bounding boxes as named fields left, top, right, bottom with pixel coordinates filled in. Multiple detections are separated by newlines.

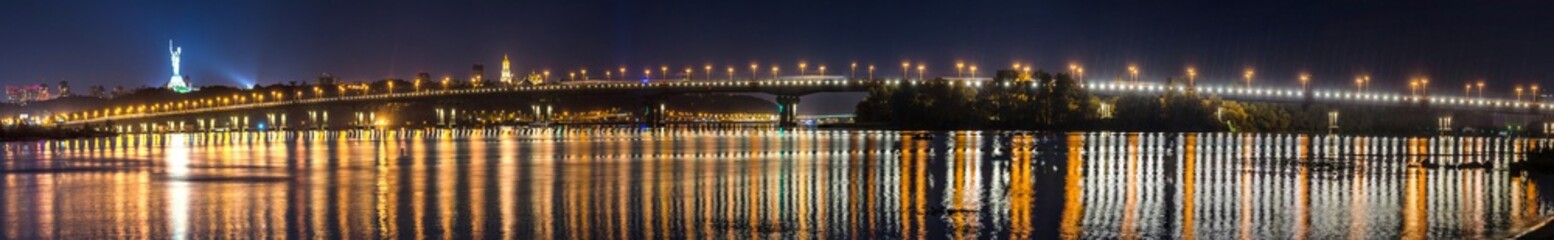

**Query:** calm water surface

left=3, top=128, right=1554, bottom=239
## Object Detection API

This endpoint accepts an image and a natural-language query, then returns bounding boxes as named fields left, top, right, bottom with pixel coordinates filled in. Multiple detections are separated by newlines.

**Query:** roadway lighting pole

left=1300, top=74, right=1309, bottom=90
left=619, top=67, right=627, bottom=81
left=1355, top=77, right=1363, bottom=92
left=956, top=62, right=965, bottom=78
left=1128, top=66, right=1139, bottom=84
left=704, top=66, right=712, bottom=81
left=1517, top=86, right=1524, bottom=102
left=727, top=67, right=734, bottom=81
left=660, top=66, right=668, bottom=80
left=772, top=66, right=779, bottom=80
left=819, top=66, right=826, bottom=76
left=799, top=62, right=807, bottom=76
left=901, top=62, right=910, bottom=80
left=1243, top=69, right=1254, bottom=88
left=969, top=66, right=977, bottom=79
left=850, top=63, right=857, bottom=79
left=1361, top=75, right=1373, bottom=91
left=1465, top=84, right=1471, bottom=97
left=1187, top=67, right=1197, bottom=87
left=1076, top=68, right=1084, bottom=84
left=868, top=65, right=875, bottom=80
left=1477, top=81, right=1485, bottom=98
left=645, top=70, right=651, bottom=81
left=684, top=68, right=692, bottom=81
left=581, top=69, right=588, bottom=81
left=1534, top=85, right=1541, bottom=102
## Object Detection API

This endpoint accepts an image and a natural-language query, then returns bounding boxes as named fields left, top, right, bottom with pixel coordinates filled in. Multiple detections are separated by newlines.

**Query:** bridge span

left=47, top=77, right=1554, bottom=133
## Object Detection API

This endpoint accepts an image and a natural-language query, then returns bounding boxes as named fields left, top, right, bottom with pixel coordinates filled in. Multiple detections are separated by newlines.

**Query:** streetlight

left=772, top=66, right=780, bottom=79
left=969, top=65, right=977, bottom=79
left=867, top=65, right=875, bottom=80
left=750, top=64, right=759, bottom=80
left=644, top=69, right=652, bottom=81
left=1354, top=77, right=1363, bottom=92
left=901, top=62, right=910, bottom=80
left=1243, top=69, right=1255, bottom=88
left=619, top=67, right=627, bottom=81
left=727, top=67, right=734, bottom=81
left=850, top=62, right=857, bottom=79
left=1186, top=67, right=1196, bottom=86
left=1534, top=84, right=1541, bottom=102
left=684, top=68, right=692, bottom=81
left=1517, top=86, right=1524, bottom=102
left=799, top=62, right=807, bottom=76
left=956, top=62, right=965, bottom=78
left=1075, top=67, right=1084, bottom=84
left=819, top=65, right=826, bottom=76
left=1299, top=73, right=1309, bottom=90
left=1477, top=81, right=1485, bottom=98
left=1128, top=65, right=1139, bottom=84
left=704, top=65, right=712, bottom=81
left=581, top=69, right=588, bottom=81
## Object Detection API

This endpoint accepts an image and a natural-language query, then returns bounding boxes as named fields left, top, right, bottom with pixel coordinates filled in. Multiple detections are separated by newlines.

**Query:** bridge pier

left=642, top=100, right=666, bottom=126
left=777, top=95, right=801, bottom=127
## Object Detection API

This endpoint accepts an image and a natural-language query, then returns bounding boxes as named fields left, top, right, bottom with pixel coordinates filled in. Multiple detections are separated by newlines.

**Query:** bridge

left=35, top=76, right=1554, bottom=133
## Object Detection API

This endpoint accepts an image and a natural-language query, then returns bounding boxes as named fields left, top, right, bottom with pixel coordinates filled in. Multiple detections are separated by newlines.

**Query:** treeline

left=855, top=70, right=1474, bottom=135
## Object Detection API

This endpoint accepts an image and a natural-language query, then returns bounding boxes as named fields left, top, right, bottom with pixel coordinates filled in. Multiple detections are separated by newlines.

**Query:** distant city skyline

left=2, top=1, right=1553, bottom=91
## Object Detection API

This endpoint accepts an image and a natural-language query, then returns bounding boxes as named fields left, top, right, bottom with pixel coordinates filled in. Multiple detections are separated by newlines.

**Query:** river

left=2, top=128, right=1552, bottom=239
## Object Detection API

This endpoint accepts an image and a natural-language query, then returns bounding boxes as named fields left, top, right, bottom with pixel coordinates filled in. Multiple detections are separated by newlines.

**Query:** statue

left=166, top=40, right=191, bottom=93
left=169, top=40, right=181, bottom=76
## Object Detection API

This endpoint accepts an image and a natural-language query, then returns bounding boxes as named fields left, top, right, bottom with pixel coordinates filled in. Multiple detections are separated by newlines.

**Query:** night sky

left=4, top=0, right=1554, bottom=97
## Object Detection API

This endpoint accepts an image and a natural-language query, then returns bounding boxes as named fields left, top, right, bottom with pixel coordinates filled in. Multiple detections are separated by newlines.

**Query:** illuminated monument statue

left=166, top=40, right=191, bottom=93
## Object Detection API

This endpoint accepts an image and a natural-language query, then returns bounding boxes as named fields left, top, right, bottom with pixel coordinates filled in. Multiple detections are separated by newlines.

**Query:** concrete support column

left=777, top=95, right=801, bottom=127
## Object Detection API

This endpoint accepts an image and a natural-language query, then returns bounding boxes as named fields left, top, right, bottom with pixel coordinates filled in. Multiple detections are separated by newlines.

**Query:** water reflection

left=3, top=129, right=1554, bottom=239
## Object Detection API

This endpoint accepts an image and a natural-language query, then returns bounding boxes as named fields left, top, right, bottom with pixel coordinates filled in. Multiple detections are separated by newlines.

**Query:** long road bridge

left=43, top=76, right=1554, bottom=132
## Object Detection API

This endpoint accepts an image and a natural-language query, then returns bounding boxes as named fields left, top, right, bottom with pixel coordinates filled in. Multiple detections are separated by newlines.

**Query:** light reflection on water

left=2, top=129, right=1554, bottom=239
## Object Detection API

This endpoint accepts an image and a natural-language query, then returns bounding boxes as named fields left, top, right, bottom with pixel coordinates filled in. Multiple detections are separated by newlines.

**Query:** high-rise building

left=89, top=85, right=106, bottom=98
left=500, top=55, right=514, bottom=85
left=4, top=85, right=50, bottom=104
left=471, top=64, right=485, bottom=86
left=57, top=81, right=70, bottom=97
left=317, top=73, right=339, bottom=85
left=415, top=72, right=431, bottom=90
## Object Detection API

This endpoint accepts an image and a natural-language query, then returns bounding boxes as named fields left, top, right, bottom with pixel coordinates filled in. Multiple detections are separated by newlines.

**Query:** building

left=500, top=55, right=514, bottom=85
left=471, top=64, right=486, bottom=86
left=317, top=73, right=340, bottom=85
left=5, top=84, right=51, bottom=104
left=89, top=85, right=106, bottom=98
left=57, top=81, right=70, bottom=97
left=415, top=72, right=431, bottom=90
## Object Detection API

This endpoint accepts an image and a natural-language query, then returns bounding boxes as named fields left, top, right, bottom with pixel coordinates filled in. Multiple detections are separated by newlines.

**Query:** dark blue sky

left=3, top=0, right=1554, bottom=93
